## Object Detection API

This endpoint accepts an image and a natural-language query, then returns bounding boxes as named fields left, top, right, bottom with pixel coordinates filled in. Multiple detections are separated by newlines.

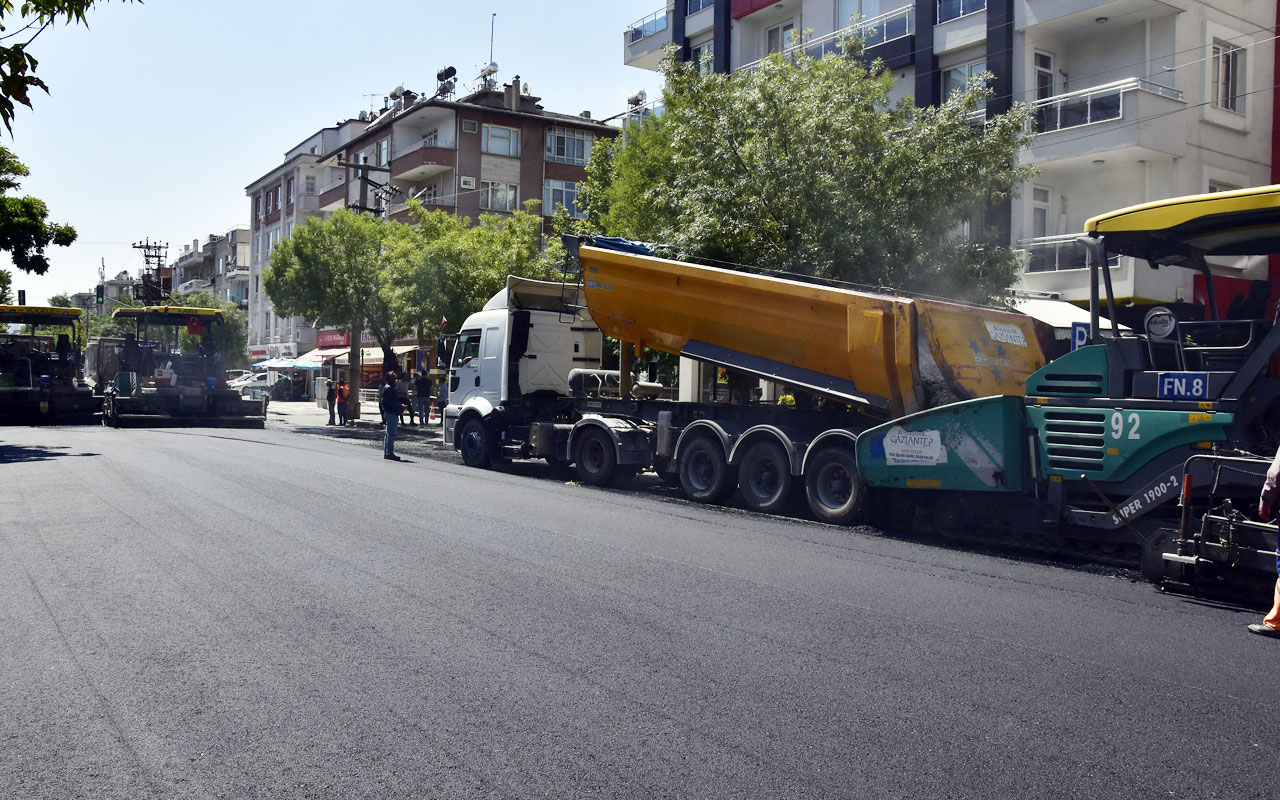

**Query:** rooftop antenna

left=489, top=12, right=496, bottom=66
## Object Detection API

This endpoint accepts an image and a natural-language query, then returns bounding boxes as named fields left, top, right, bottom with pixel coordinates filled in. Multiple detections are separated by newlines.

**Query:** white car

left=229, top=372, right=270, bottom=393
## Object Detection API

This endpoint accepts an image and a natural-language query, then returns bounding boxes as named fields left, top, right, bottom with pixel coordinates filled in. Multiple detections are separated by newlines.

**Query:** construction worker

left=336, top=379, right=349, bottom=426
left=1249, top=443, right=1280, bottom=639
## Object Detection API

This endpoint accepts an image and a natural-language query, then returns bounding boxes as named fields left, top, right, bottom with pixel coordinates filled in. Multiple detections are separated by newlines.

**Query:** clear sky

left=5, top=0, right=668, bottom=304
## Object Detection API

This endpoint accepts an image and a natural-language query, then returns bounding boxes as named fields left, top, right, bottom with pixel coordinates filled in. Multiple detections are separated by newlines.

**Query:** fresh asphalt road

left=2, top=422, right=1278, bottom=800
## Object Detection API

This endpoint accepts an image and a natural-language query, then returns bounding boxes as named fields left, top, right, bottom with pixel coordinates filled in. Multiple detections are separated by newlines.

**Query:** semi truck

left=445, top=185, right=1280, bottom=600
left=92, top=306, right=266, bottom=428
left=443, top=241, right=1049, bottom=518
left=0, top=305, right=100, bottom=423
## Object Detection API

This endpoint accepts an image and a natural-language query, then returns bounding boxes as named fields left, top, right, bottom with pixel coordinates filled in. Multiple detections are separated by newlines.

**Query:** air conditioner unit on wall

left=460, top=176, right=476, bottom=189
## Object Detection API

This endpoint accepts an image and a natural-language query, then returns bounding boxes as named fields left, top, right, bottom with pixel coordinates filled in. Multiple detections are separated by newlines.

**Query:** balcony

left=225, top=267, right=250, bottom=281
left=937, top=0, right=984, bottom=25
left=390, top=145, right=456, bottom=182
left=1017, top=235, right=1143, bottom=304
left=1024, top=78, right=1186, bottom=165
left=737, top=6, right=914, bottom=73
left=623, top=5, right=673, bottom=71
left=317, top=179, right=347, bottom=211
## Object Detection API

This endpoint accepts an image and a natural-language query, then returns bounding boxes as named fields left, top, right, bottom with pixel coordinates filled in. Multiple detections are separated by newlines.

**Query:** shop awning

left=252, top=357, right=323, bottom=370
left=296, top=347, right=349, bottom=363
left=333, top=345, right=417, bottom=366
left=1011, top=298, right=1127, bottom=335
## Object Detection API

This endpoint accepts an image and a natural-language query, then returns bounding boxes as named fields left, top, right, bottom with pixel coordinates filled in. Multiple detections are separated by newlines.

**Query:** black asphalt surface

left=2, top=421, right=1278, bottom=799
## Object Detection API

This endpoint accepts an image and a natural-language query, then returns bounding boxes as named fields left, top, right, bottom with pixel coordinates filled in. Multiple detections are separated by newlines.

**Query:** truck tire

left=804, top=446, right=866, bottom=526
left=459, top=417, right=494, bottom=469
left=574, top=427, right=617, bottom=487
left=679, top=436, right=736, bottom=504
left=738, top=439, right=793, bottom=515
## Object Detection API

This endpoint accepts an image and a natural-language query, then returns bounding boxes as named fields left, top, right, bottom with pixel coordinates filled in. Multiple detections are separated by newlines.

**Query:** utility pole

left=333, top=156, right=394, bottom=420
left=132, top=238, right=169, bottom=305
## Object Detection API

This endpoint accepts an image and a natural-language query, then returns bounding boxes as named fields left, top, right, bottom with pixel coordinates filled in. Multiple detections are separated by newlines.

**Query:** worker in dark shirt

left=380, top=372, right=401, bottom=461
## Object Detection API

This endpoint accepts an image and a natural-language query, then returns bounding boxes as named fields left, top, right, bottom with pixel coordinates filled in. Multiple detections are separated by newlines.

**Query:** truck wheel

left=574, top=427, right=617, bottom=487
left=804, top=446, right=866, bottom=526
left=738, top=439, right=793, bottom=515
left=679, top=437, right=736, bottom=504
left=459, top=417, right=493, bottom=468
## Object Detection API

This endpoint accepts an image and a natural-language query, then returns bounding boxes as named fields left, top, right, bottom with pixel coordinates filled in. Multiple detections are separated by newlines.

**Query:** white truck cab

left=443, top=276, right=600, bottom=458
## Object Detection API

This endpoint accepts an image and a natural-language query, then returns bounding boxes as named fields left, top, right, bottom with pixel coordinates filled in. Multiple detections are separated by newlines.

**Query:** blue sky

left=6, top=0, right=668, bottom=304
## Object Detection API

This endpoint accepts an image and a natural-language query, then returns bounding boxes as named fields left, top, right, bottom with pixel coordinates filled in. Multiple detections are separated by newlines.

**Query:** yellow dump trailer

left=577, top=244, right=1045, bottom=418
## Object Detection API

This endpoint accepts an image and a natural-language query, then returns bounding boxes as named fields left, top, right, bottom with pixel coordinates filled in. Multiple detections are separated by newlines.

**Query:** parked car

left=229, top=372, right=270, bottom=394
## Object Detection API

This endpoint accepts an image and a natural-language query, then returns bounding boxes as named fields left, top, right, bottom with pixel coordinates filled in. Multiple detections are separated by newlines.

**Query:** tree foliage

left=46, top=290, right=68, bottom=306
left=389, top=200, right=564, bottom=337
left=0, top=266, right=10, bottom=303
left=581, top=36, right=1036, bottom=301
left=0, top=145, right=73, bottom=273
left=265, top=209, right=410, bottom=371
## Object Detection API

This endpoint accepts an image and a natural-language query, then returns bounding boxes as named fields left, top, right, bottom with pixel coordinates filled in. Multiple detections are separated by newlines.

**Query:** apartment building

left=316, top=75, right=616, bottom=233
left=170, top=228, right=251, bottom=309
left=245, top=119, right=368, bottom=360
left=624, top=0, right=1278, bottom=324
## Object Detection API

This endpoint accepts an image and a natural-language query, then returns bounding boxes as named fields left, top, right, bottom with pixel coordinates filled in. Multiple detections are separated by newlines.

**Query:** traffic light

left=95, top=284, right=105, bottom=305
left=16, top=289, right=25, bottom=305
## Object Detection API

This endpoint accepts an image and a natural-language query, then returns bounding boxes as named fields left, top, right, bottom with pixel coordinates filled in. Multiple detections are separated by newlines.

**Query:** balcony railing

left=1019, top=235, right=1119, bottom=273
left=687, top=0, right=714, bottom=11
left=937, top=0, right=985, bottom=24
left=1032, top=78, right=1183, bottom=134
left=626, top=5, right=671, bottom=43
left=738, top=5, right=913, bottom=72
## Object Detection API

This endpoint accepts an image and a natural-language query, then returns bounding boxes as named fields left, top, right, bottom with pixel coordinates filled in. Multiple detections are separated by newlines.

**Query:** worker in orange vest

left=335, top=379, right=350, bottom=426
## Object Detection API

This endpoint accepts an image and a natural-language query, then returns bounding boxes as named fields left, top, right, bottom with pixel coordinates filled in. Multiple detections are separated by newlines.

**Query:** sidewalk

left=266, top=398, right=444, bottom=444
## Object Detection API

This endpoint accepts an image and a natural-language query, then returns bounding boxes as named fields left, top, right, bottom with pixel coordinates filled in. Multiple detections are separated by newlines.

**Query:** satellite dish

left=522, top=81, right=530, bottom=94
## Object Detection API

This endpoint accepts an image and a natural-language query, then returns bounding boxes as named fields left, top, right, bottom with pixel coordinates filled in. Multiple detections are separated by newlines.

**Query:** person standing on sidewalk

left=325, top=380, right=337, bottom=425
left=336, top=379, right=349, bottom=426
left=380, top=372, right=401, bottom=461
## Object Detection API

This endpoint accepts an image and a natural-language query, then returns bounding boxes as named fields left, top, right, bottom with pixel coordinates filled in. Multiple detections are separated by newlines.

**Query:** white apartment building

left=624, top=0, right=1277, bottom=325
left=244, top=119, right=368, bottom=360
left=169, top=228, right=251, bottom=309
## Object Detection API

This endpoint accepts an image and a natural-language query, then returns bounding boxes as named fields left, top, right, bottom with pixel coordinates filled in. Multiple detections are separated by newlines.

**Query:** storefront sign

left=317, top=329, right=350, bottom=347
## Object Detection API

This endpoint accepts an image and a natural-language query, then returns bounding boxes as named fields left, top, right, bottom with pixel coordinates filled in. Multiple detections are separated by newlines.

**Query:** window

left=943, top=59, right=987, bottom=110
left=423, top=184, right=439, bottom=204
left=482, top=124, right=520, bottom=157
left=423, top=128, right=439, bottom=147
left=286, top=178, right=295, bottom=206
left=378, top=138, right=390, bottom=166
left=274, top=186, right=282, bottom=210
left=1211, top=41, right=1244, bottom=113
left=304, top=175, right=316, bottom=195
left=480, top=181, right=518, bottom=212
left=766, top=21, right=795, bottom=54
left=937, top=0, right=985, bottom=24
left=545, top=127, right=593, bottom=165
left=254, top=196, right=262, bottom=219
left=453, top=330, right=481, bottom=366
left=1209, top=180, right=1242, bottom=193
left=544, top=179, right=583, bottom=219
left=1034, top=52, right=1055, bottom=100
left=1031, top=186, right=1050, bottom=239
left=691, top=40, right=714, bottom=73
left=462, top=119, right=479, bottom=133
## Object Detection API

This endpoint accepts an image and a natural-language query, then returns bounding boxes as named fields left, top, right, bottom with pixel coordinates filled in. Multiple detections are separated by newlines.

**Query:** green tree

left=0, top=145, right=74, bottom=274
left=0, top=266, right=11, bottom=303
left=46, top=290, right=69, bottom=306
left=392, top=199, right=564, bottom=335
left=583, top=36, right=1036, bottom=301
left=265, top=208, right=411, bottom=375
